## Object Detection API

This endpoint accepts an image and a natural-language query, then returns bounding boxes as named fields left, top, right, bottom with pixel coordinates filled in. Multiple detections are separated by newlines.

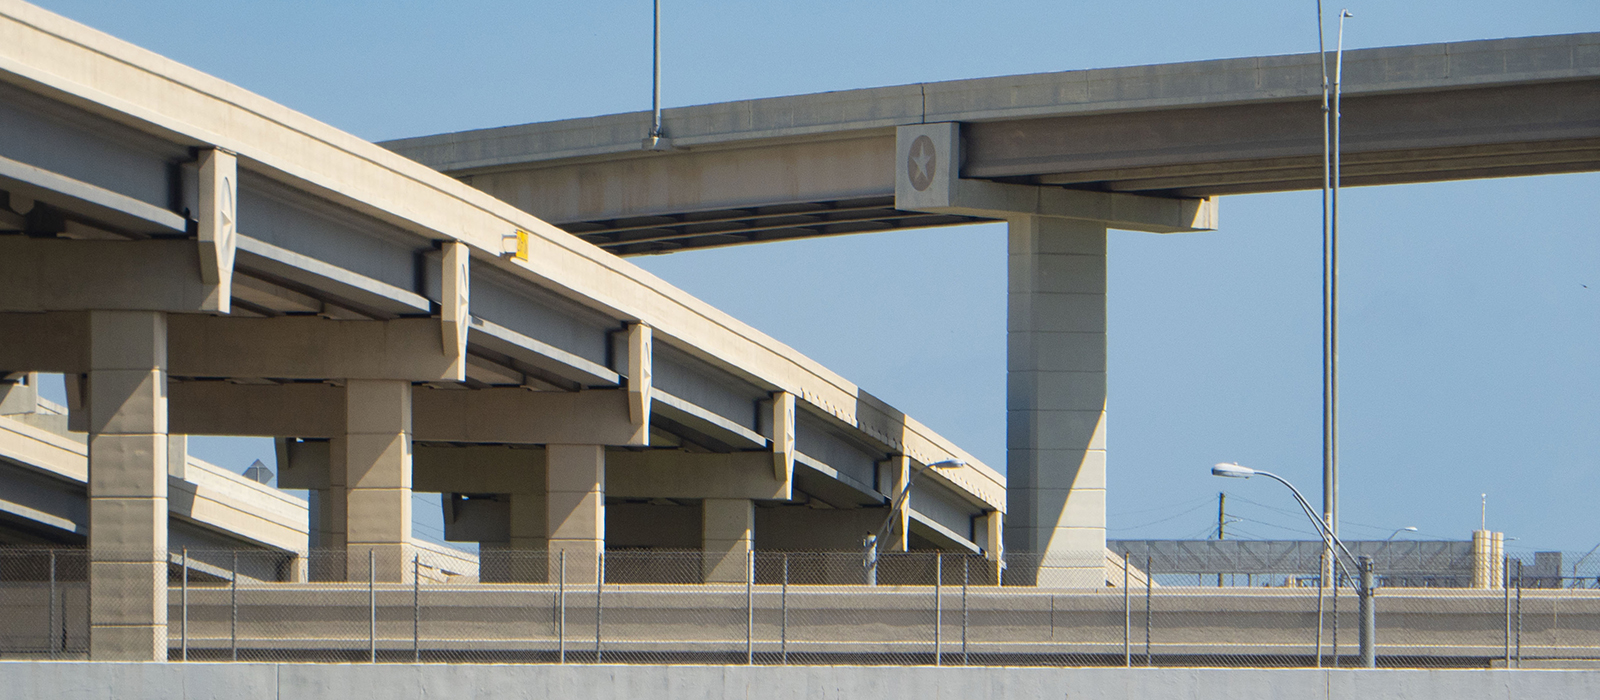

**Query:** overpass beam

left=343, top=380, right=413, bottom=583
left=85, top=310, right=169, bottom=660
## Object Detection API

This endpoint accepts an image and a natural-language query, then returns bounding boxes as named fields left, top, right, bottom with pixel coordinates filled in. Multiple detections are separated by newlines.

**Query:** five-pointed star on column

left=910, top=140, right=933, bottom=181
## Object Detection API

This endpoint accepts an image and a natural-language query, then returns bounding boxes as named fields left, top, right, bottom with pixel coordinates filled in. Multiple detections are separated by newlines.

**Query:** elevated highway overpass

left=0, top=0, right=1004, bottom=660
left=385, top=32, right=1600, bottom=255
left=385, top=31, right=1600, bottom=592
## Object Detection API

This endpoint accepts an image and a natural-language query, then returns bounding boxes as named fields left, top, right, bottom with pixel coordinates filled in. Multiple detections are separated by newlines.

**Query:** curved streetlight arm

left=1250, top=469, right=1362, bottom=579
left=870, top=459, right=964, bottom=551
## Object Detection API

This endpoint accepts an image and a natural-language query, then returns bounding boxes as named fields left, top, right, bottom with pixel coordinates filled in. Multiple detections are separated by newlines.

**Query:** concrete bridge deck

left=386, top=32, right=1600, bottom=255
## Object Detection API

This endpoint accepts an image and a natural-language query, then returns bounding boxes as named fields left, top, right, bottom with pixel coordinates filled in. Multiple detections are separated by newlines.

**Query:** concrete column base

left=547, top=444, right=604, bottom=584
left=702, top=498, right=753, bottom=583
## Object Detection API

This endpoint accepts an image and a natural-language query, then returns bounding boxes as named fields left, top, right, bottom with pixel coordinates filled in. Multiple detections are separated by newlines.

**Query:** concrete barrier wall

left=2, top=663, right=1598, bottom=700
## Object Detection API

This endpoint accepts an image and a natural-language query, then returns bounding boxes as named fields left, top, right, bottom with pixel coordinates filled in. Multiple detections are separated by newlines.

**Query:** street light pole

left=865, top=459, right=966, bottom=586
left=1213, top=462, right=1376, bottom=667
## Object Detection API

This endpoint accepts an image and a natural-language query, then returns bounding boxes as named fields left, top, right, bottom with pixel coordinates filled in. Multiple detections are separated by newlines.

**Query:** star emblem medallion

left=907, top=134, right=936, bottom=191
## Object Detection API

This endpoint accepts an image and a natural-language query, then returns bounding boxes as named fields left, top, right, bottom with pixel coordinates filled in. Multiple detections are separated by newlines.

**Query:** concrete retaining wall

left=2, top=663, right=1598, bottom=700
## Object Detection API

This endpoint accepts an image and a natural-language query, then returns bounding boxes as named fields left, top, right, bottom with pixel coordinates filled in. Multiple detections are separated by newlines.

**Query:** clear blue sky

left=29, top=1, right=1600, bottom=555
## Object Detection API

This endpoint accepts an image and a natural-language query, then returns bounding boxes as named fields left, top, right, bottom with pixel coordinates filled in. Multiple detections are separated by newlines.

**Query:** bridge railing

left=1, top=547, right=1597, bottom=667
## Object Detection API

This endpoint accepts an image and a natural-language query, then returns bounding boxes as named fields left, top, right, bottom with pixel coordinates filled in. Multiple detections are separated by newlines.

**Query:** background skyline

left=27, top=1, right=1600, bottom=556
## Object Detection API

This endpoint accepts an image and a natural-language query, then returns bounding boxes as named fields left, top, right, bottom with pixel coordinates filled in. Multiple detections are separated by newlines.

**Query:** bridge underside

left=536, top=77, right=1600, bottom=256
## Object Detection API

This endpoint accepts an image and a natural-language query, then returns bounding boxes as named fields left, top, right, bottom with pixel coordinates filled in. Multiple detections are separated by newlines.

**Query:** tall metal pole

left=1330, top=5, right=1353, bottom=545
left=231, top=551, right=239, bottom=662
left=1316, top=1, right=1335, bottom=576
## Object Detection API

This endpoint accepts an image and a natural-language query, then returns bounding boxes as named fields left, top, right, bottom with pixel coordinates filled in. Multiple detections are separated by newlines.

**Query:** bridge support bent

left=894, top=122, right=1215, bottom=586
left=86, top=310, right=170, bottom=660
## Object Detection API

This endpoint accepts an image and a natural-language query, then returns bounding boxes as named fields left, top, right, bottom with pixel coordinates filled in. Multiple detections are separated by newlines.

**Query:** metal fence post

left=1332, top=570, right=1339, bottom=668
left=1315, top=557, right=1326, bottom=669
left=557, top=550, right=566, bottom=664
left=48, top=550, right=57, bottom=661
left=1358, top=555, right=1375, bottom=669
left=780, top=553, right=789, bottom=665
left=1122, top=551, right=1130, bottom=668
left=231, top=551, right=238, bottom=662
left=746, top=550, right=754, bottom=665
left=1504, top=556, right=1512, bottom=666
left=368, top=549, right=376, bottom=664
left=963, top=555, right=970, bottom=666
left=934, top=551, right=942, bottom=667
left=1515, top=559, right=1524, bottom=668
left=412, top=554, right=420, bottom=664
left=179, top=548, right=187, bottom=662
left=1144, top=554, right=1153, bottom=667
left=595, top=550, right=603, bottom=664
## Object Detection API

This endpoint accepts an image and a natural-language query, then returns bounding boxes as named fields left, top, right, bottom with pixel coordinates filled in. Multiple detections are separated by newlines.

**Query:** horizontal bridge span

left=384, top=32, right=1600, bottom=254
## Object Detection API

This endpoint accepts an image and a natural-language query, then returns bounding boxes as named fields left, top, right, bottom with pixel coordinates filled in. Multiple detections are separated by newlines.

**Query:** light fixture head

left=1212, top=462, right=1256, bottom=479
left=927, top=459, right=967, bottom=470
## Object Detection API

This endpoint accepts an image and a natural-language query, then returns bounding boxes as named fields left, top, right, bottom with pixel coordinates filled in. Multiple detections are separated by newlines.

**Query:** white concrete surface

left=1, top=663, right=1597, bottom=700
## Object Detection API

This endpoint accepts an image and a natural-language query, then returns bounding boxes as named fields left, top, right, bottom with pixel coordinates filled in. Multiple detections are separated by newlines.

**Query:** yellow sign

left=503, top=229, right=529, bottom=261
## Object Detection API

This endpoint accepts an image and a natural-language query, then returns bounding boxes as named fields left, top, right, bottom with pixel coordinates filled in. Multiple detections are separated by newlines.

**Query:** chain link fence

left=4, top=547, right=1600, bottom=666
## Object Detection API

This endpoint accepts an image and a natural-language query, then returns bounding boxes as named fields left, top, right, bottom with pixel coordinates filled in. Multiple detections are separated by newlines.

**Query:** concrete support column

left=86, top=310, right=169, bottom=660
left=1006, top=216, right=1108, bottom=587
left=547, top=444, right=604, bottom=584
left=310, top=437, right=348, bottom=581
left=983, top=510, right=1005, bottom=583
left=878, top=455, right=911, bottom=552
left=481, top=483, right=547, bottom=583
left=702, top=498, right=754, bottom=583
left=344, top=380, right=412, bottom=583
